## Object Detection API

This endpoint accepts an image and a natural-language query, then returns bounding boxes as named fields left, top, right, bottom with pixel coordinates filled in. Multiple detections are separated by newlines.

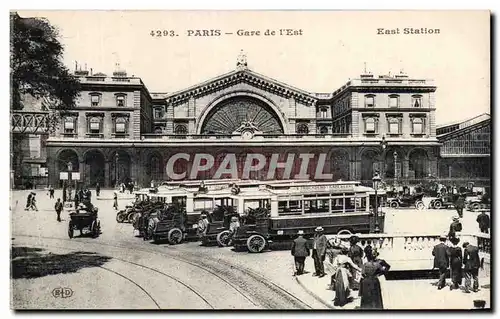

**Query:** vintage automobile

left=68, top=204, right=101, bottom=239
left=230, top=181, right=386, bottom=253
left=198, top=204, right=240, bottom=247
left=466, top=189, right=491, bottom=212
left=387, top=192, right=426, bottom=210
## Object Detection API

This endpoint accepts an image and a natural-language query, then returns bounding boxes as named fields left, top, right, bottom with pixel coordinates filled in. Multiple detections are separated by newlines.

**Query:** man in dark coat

left=291, top=230, right=309, bottom=276
left=55, top=198, right=63, bottom=222
left=448, top=216, right=462, bottom=240
left=463, top=242, right=481, bottom=293
left=476, top=211, right=490, bottom=234
left=95, top=183, right=101, bottom=197
left=312, top=226, right=328, bottom=277
left=25, top=193, right=33, bottom=211
left=432, top=234, right=450, bottom=290
left=455, top=193, right=465, bottom=218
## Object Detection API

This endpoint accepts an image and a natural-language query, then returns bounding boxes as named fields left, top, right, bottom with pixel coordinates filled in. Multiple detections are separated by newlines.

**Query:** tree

left=10, top=12, right=81, bottom=111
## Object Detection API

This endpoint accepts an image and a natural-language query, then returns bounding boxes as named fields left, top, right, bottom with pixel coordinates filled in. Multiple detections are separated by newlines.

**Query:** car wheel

left=247, top=234, right=266, bottom=253
left=433, top=200, right=443, bottom=209
left=390, top=201, right=399, bottom=208
left=416, top=201, right=425, bottom=210
left=216, top=230, right=232, bottom=247
left=168, top=228, right=183, bottom=245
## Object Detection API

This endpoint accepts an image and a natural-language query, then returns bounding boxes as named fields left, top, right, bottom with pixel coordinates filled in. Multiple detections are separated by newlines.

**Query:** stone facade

left=42, top=63, right=466, bottom=189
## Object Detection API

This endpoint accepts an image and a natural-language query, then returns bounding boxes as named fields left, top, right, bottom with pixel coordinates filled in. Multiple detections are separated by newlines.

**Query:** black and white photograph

left=9, top=10, right=491, bottom=310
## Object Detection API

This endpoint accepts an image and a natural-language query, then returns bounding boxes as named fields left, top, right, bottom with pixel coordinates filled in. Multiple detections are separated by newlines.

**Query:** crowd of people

left=291, top=229, right=391, bottom=309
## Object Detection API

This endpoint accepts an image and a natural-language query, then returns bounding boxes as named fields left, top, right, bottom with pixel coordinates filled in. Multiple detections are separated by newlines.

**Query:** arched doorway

left=331, top=151, right=350, bottom=181
left=110, top=150, right=132, bottom=186
left=57, top=149, right=80, bottom=188
left=360, top=149, right=380, bottom=181
left=147, top=152, right=163, bottom=185
left=409, top=149, right=428, bottom=179
left=83, top=150, right=105, bottom=187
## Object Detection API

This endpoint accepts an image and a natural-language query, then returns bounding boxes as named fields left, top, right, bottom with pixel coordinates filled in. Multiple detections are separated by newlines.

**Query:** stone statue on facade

left=236, top=49, right=248, bottom=70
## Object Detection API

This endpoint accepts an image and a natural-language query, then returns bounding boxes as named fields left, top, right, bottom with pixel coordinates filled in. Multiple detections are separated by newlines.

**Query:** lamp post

left=393, top=151, right=398, bottom=187
left=115, top=153, right=119, bottom=189
left=380, top=135, right=387, bottom=177
left=67, top=161, right=73, bottom=200
left=372, top=171, right=382, bottom=233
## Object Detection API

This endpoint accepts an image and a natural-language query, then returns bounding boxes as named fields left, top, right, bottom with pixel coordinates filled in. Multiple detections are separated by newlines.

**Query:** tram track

left=14, top=241, right=215, bottom=309
left=13, top=234, right=312, bottom=309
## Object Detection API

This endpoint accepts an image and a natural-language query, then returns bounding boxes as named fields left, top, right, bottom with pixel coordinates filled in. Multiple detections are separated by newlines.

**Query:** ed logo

left=52, top=287, right=73, bottom=298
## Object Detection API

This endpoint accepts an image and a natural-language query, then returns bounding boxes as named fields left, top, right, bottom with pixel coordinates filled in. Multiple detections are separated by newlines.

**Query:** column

left=104, top=161, right=111, bottom=188
left=79, top=160, right=85, bottom=188
left=402, top=159, right=410, bottom=178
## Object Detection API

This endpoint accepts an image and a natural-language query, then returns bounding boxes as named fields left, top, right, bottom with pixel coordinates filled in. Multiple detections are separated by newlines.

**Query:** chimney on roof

left=74, top=61, right=89, bottom=76
left=360, top=62, right=373, bottom=78
left=113, top=62, right=127, bottom=77
left=395, top=69, right=409, bottom=79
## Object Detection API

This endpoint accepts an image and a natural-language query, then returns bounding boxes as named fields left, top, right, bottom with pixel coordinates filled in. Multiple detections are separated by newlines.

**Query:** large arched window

left=201, top=96, right=284, bottom=135
left=319, top=126, right=328, bottom=134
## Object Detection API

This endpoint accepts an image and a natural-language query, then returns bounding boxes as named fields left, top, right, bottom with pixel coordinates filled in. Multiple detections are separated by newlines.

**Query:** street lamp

left=380, top=135, right=388, bottom=178
left=115, top=153, right=119, bottom=189
left=393, top=151, right=398, bottom=187
left=372, top=171, right=382, bottom=233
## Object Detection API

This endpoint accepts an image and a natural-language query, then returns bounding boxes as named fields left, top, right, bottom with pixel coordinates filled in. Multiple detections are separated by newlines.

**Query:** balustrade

left=325, top=232, right=490, bottom=271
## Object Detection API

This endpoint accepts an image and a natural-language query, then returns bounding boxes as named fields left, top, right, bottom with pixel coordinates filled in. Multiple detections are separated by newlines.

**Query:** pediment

left=164, top=69, right=318, bottom=106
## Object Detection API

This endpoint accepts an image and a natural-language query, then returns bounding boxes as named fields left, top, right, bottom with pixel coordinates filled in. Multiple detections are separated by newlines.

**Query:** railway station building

left=12, top=57, right=490, bottom=189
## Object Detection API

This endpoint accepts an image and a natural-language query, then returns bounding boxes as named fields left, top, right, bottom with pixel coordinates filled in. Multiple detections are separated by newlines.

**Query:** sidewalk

left=295, top=261, right=491, bottom=310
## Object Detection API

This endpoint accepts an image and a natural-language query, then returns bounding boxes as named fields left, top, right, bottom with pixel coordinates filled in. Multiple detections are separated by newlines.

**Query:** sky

left=17, top=10, right=490, bottom=125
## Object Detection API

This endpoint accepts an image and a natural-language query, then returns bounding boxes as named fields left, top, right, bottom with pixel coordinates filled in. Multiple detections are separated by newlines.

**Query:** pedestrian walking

left=55, top=198, right=63, bottom=222
left=25, top=192, right=33, bottom=211
left=113, top=191, right=118, bottom=210
left=476, top=211, right=490, bottom=234
left=30, top=193, right=38, bottom=211
left=348, top=235, right=364, bottom=290
left=332, top=247, right=361, bottom=307
left=291, top=230, right=309, bottom=276
left=455, top=192, right=465, bottom=218
left=432, top=233, right=450, bottom=290
left=48, top=185, right=54, bottom=199
left=448, top=237, right=463, bottom=290
left=312, top=226, right=327, bottom=277
left=463, top=241, right=481, bottom=293
left=96, top=182, right=100, bottom=197
left=448, top=216, right=462, bottom=240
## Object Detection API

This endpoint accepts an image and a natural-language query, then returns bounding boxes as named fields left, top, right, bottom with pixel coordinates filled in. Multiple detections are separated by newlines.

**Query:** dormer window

left=365, top=95, right=375, bottom=108
left=412, top=95, right=423, bottom=108
left=389, top=94, right=399, bottom=108
left=90, top=93, right=101, bottom=107
left=116, top=94, right=126, bottom=107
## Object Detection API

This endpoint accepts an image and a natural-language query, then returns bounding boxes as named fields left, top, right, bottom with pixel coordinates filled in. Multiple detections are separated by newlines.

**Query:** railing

left=141, top=133, right=352, bottom=140
left=324, top=232, right=491, bottom=271
left=359, top=178, right=491, bottom=188
left=11, top=111, right=50, bottom=134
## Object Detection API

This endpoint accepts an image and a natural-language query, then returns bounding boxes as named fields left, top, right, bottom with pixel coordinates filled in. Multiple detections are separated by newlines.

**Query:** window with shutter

left=412, top=95, right=422, bottom=108
left=90, top=95, right=100, bottom=106
left=389, top=95, right=399, bottom=108
left=412, top=118, right=424, bottom=134
left=365, top=118, right=376, bottom=133
left=116, top=95, right=125, bottom=107
left=365, top=95, right=375, bottom=107
left=90, top=118, right=100, bottom=132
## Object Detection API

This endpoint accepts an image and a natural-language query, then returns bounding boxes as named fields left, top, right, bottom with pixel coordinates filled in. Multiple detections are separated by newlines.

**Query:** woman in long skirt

left=333, top=247, right=361, bottom=307
left=448, top=237, right=463, bottom=290
left=360, top=249, right=386, bottom=309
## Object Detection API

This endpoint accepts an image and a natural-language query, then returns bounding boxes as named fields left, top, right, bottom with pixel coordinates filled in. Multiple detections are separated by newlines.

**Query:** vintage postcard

left=10, top=10, right=491, bottom=310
